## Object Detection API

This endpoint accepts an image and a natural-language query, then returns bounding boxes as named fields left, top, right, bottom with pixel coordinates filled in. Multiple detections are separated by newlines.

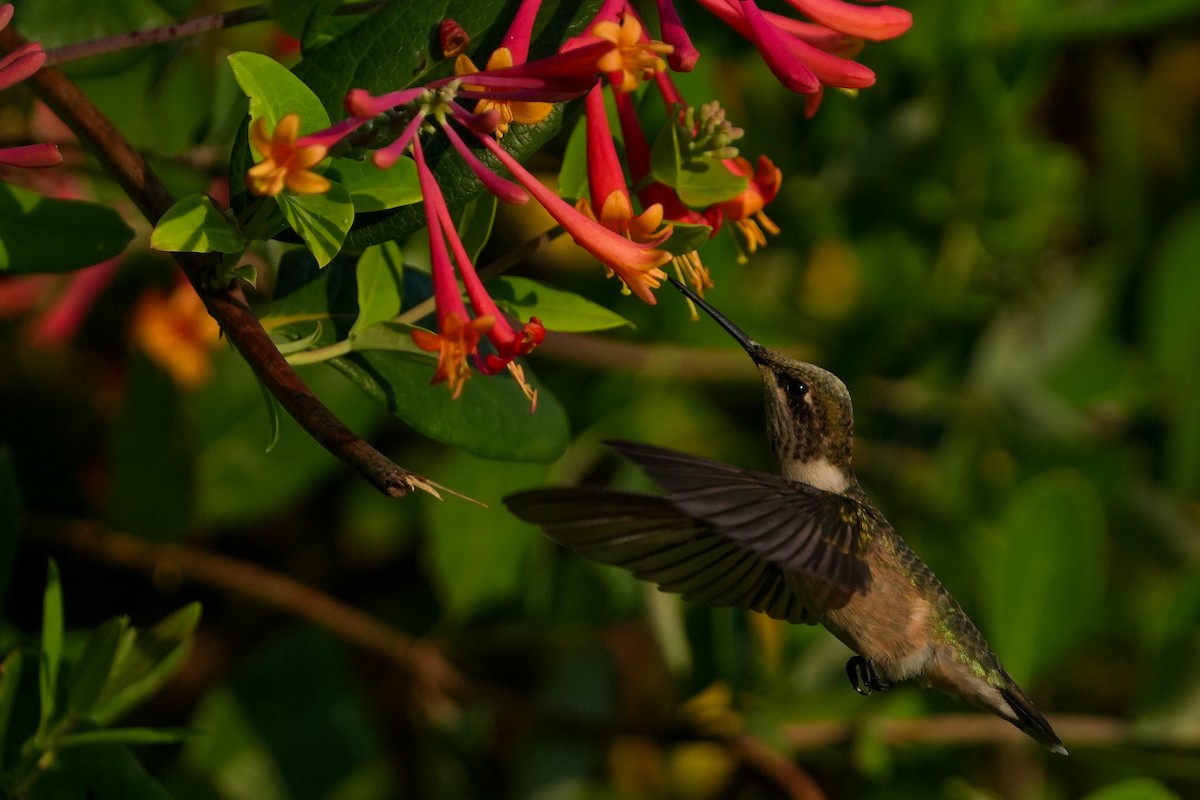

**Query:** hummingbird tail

left=1000, top=687, right=1068, bottom=755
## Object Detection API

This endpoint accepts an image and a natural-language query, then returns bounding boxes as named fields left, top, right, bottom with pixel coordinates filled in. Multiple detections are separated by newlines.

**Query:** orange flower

left=592, top=14, right=673, bottom=94
left=410, top=312, right=495, bottom=399
left=715, top=155, right=782, bottom=260
left=246, top=113, right=330, bottom=196
left=130, top=283, right=222, bottom=389
left=576, top=192, right=668, bottom=244
left=455, top=48, right=553, bottom=137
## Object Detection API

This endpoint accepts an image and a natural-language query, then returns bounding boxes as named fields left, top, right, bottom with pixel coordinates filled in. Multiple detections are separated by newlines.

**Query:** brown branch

left=41, top=2, right=386, bottom=67
left=0, top=25, right=441, bottom=501
left=33, top=516, right=467, bottom=717
left=783, top=713, right=1132, bottom=752
left=728, top=733, right=828, bottom=800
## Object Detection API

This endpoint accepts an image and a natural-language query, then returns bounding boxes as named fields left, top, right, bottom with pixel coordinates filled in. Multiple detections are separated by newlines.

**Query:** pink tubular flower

left=0, top=4, right=62, bottom=170
left=459, top=106, right=671, bottom=305
left=453, top=0, right=552, bottom=137
left=408, top=139, right=495, bottom=399
left=576, top=84, right=670, bottom=246
left=655, top=0, right=699, bottom=71
left=408, top=137, right=544, bottom=403
left=694, top=0, right=911, bottom=107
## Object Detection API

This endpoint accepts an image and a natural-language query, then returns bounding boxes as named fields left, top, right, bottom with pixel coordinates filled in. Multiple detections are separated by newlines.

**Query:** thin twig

left=783, top=713, right=1132, bottom=751
left=41, top=2, right=386, bottom=67
left=33, top=516, right=467, bottom=717
left=0, top=24, right=442, bottom=501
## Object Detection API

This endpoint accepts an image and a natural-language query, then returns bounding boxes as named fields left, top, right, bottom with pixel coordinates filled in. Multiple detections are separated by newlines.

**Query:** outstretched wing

left=503, top=488, right=816, bottom=623
left=608, top=441, right=872, bottom=594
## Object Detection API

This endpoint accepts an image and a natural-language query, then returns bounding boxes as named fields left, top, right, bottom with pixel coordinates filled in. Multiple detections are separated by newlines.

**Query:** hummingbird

left=504, top=277, right=1066, bottom=754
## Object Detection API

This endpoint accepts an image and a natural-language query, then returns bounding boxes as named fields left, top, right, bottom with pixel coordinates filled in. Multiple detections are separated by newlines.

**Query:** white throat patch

left=785, top=456, right=850, bottom=494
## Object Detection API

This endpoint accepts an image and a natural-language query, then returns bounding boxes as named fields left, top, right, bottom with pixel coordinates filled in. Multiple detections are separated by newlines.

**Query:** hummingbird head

left=669, top=279, right=855, bottom=493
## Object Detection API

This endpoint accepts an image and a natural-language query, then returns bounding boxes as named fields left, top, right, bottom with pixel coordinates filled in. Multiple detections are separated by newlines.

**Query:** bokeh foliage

left=2, top=0, right=1200, bottom=797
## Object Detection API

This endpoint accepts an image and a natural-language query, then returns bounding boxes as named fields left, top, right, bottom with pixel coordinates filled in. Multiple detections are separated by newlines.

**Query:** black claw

left=846, top=656, right=892, bottom=696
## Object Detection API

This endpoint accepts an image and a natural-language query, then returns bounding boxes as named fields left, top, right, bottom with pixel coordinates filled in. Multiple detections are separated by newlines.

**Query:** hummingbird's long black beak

left=667, top=277, right=765, bottom=361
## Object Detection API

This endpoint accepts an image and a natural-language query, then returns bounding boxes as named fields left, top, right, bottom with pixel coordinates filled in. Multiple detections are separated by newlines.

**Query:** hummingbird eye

left=780, top=375, right=808, bottom=398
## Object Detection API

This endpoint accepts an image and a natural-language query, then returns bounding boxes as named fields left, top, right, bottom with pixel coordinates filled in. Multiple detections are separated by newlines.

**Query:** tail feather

left=1000, top=687, right=1068, bottom=755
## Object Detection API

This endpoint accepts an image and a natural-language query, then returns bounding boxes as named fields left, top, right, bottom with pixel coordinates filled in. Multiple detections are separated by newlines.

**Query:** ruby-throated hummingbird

left=504, top=277, right=1066, bottom=754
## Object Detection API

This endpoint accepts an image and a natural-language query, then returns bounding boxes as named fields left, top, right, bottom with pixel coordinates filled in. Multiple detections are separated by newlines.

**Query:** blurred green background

left=3, top=0, right=1200, bottom=797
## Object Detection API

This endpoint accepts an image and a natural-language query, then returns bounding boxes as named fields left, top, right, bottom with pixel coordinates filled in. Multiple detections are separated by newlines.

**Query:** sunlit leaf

left=227, top=51, right=329, bottom=135
left=151, top=194, right=245, bottom=254
left=326, top=158, right=421, bottom=213
left=488, top=276, right=633, bottom=333
left=351, top=243, right=404, bottom=337
left=277, top=183, right=354, bottom=267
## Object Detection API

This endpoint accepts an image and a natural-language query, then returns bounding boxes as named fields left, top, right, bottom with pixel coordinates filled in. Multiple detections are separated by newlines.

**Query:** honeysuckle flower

left=411, top=311, right=494, bottom=400
left=715, top=154, right=782, bottom=261
left=0, top=4, right=61, bottom=170
left=452, top=0, right=554, bottom=137
left=438, top=18, right=469, bottom=58
left=655, top=0, right=699, bottom=71
left=576, top=85, right=671, bottom=248
left=460, top=105, right=670, bottom=304
left=408, top=136, right=543, bottom=403
left=246, top=113, right=331, bottom=196
left=130, top=281, right=222, bottom=389
left=409, top=140, right=494, bottom=398
left=592, top=12, right=672, bottom=94
left=0, top=142, right=60, bottom=168
left=694, top=0, right=911, bottom=107
left=455, top=50, right=553, bottom=137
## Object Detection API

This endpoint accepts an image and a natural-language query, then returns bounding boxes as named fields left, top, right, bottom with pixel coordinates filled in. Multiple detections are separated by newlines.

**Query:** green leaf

left=1144, top=204, right=1200, bottom=385
left=227, top=51, right=330, bottom=134
left=183, top=688, right=288, bottom=800
left=150, top=194, right=245, bottom=254
left=659, top=222, right=713, bottom=257
left=487, top=276, right=633, bottom=333
left=268, top=0, right=345, bottom=50
left=56, top=727, right=197, bottom=748
left=649, top=125, right=747, bottom=208
left=109, top=354, right=193, bottom=541
left=89, top=603, right=202, bottom=726
left=984, top=470, right=1107, bottom=681
left=227, top=626, right=378, bottom=799
left=0, top=184, right=134, bottom=273
left=278, top=183, right=354, bottom=267
left=456, top=194, right=498, bottom=265
left=348, top=321, right=428, bottom=355
left=332, top=352, right=570, bottom=462
left=350, top=243, right=404, bottom=338
left=0, top=650, right=23, bottom=768
left=38, top=560, right=64, bottom=739
left=191, top=352, right=382, bottom=525
left=326, top=158, right=421, bottom=213
left=25, top=742, right=175, bottom=800
left=67, top=617, right=129, bottom=717
left=0, top=449, right=20, bottom=617
left=424, top=452, right=549, bottom=620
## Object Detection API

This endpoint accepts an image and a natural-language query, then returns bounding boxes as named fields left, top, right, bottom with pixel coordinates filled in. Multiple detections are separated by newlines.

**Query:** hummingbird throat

left=781, top=455, right=851, bottom=495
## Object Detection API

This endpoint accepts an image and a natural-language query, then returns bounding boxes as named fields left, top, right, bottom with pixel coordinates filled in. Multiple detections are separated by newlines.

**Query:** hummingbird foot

left=846, top=656, right=893, bottom=696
